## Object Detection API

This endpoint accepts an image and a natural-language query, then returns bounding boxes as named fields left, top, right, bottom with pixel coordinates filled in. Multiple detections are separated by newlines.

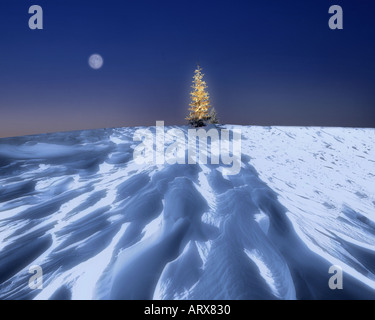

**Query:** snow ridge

left=0, top=125, right=374, bottom=300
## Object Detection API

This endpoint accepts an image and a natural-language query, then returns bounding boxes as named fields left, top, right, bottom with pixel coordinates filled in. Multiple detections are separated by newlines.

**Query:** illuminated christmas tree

left=186, top=65, right=211, bottom=127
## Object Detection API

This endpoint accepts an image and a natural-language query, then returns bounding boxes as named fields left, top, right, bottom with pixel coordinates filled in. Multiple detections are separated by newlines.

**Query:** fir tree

left=209, top=107, right=219, bottom=124
left=186, top=65, right=211, bottom=127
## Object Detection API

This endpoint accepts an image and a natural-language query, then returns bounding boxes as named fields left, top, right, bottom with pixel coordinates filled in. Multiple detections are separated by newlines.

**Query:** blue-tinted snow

left=0, top=126, right=374, bottom=300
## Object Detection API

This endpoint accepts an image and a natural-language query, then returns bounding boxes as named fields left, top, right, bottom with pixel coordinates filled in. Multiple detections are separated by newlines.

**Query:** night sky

left=1, top=0, right=374, bottom=138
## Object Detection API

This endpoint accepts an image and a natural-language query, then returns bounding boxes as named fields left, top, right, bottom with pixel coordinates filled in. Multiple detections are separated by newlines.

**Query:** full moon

left=88, top=54, right=104, bottom=70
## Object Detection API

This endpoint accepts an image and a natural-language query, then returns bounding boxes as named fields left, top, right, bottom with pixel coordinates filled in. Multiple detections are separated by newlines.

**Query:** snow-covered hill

left=0, top=125, right=374, bottom=300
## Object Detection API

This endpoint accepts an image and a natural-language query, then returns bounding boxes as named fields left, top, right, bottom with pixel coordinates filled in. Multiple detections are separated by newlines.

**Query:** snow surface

left=0, top=125, right=374, bottom=300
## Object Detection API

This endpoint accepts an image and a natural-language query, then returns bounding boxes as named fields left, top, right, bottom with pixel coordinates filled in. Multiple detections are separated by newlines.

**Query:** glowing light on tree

left=186, top=65, right=211, bottom=127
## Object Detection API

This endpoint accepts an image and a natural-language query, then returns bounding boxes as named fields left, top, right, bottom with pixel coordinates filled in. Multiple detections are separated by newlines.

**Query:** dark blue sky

left=0, top=0, right=374, bottom=137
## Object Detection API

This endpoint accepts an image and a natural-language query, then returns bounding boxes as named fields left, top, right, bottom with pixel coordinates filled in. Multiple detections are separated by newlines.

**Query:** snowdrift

left=0, top=125, right=374, bottom=300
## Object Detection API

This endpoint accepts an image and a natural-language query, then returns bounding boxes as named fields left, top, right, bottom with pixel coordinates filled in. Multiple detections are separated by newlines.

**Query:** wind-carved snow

left=0, top=125, right=374, bottom=300
left=244, top=249, right=280, bottom=298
